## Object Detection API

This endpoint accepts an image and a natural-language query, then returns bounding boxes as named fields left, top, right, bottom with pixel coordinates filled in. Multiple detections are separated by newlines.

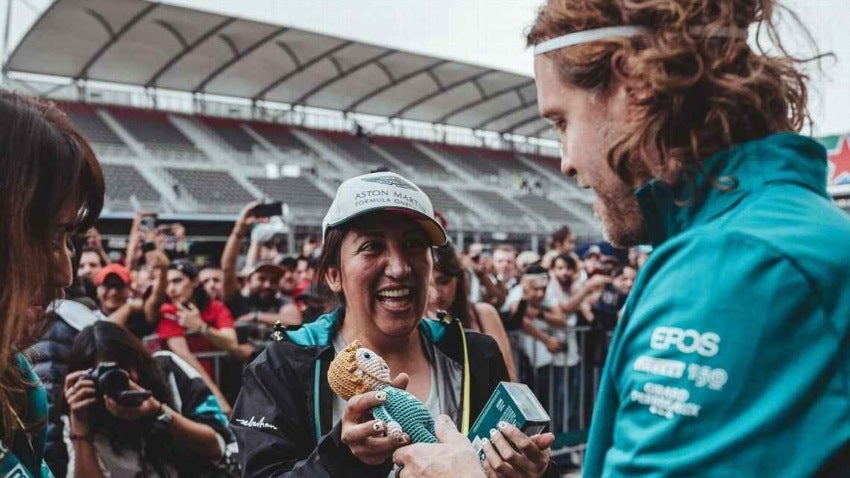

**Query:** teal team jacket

left=584, top=133, right=850, bottom=477
left=0, top=354, right=54, bottom=478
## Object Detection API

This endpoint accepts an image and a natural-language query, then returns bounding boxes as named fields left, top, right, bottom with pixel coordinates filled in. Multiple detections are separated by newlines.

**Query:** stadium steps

left=516, top=155, right=594, bottom=204
left=168, top=115, right=237, bottom=166
left=307, top=131, right=403, bottom=175
left=95, top=109, right=152, bottom=159
left=414, top=143, right=480, bottom=185
left=246, top=124, right=341, bottom=176
left=107, top=107, right=208, bottom=162
left=140, top=165, right=199, bottom=213
left=289, top=129, right=360, bottom=177
left=367, top=142, right=416, bottom=176
left=462, top=188, right=548, bottom=232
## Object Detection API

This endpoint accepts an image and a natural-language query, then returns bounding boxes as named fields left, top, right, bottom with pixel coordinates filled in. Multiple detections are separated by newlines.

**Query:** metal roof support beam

left=392, top=69, right=495, bottom=117
left=502, top=114, right=546, bottom=135
left=295, top=49, right=397, bottom=104
left=193, top=27, right=287, bottom=93
left=75, top=3, right=160, bottom=79
left=145, top=17, right=235, bottom=88
left=472, top=96, right=535, bottom=129
left=346, top=59, right=448, bottom=111
left=529, top=124, right=553, bottom=138
left=373, top=61, right=395, bottom=82
left=436, top=79, right=535, bottom=123
left=275, top=41, right=302, bottom=68
left=252, top=40, right=353, bottom=101
left=154, top=20, right=188, bottom=48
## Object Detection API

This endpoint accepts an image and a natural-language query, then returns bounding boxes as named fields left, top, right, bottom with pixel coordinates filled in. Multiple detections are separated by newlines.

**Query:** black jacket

left=231, top=308, right=556, bottom=478
left=26, top=299, right=103, bottom=478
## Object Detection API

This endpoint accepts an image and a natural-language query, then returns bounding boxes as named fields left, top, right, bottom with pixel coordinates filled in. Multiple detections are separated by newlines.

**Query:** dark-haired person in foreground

left=64, top=321, right=232, bottom=477
left=395, top=0, right=850, bottom=476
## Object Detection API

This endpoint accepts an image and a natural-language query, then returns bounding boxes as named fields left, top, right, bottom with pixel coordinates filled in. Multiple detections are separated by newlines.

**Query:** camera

left=85, top=362, right=152, bottom=407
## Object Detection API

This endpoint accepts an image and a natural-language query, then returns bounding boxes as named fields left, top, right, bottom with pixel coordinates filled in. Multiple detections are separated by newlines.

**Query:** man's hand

left=145, top=249, right=170, bottom=272
left=583, top=274, right=612, bottom=294
left=233, top=201, right=262, bottom=237
left=393, top=414, right=485, bottom=478
left=544, top=336, right=563, bottom=354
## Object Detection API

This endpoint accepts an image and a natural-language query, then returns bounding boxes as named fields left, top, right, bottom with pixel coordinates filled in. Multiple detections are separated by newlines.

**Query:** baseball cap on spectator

left=517, top=251, right=541, bottom=270
left=170, top=259, right=199, bottom=279
left=95, top=264, right=131, bottom=286
left=244, top=260, right=284, bottom=279
left=583, top=245, right=602, bottom=260
left=322, top=171, right=447, bottom=247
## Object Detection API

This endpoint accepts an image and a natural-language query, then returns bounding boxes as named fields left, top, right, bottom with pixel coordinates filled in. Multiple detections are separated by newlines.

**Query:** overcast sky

left=4, top=0, right=848, bottom=136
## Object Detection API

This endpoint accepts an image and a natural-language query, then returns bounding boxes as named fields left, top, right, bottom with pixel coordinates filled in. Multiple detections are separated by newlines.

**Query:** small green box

left=468, top=382, right=550, bottom=461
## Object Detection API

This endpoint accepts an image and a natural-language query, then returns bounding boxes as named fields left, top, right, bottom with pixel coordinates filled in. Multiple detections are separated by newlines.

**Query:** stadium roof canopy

left=5, top=0, right=556, bottom=140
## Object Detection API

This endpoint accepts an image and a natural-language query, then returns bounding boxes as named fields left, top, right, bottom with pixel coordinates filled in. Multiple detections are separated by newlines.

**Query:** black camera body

left=85, top=362, right=152, bottom=407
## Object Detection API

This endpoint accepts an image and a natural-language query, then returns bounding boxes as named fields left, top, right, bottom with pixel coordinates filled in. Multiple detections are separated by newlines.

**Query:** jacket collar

left=636, top=132, right=828, bottom=247
left=285, top=307, right=450, bottom=348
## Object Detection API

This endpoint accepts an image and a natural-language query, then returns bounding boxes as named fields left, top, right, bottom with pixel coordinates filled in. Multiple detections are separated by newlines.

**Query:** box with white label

left=468, top=382, right=550, bottom=461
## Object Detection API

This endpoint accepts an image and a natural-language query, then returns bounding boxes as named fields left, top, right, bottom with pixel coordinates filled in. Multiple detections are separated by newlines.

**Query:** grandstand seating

left=252, top=124, right=311, bottom=154
left=61, top=103, right=127, bottom=147
left=110, top=107, right=206, bottom=161
left=514, top=194, right=586, bottom=225
left=102, top=164, right=160, bottom=202
left=49, top=100, right=601, bottom=234
left=248, top=176, right=332, bottom=213
left=464, top=189, right=528, bottom=218
left=433, top=145, right=502, bottom=177
left=165, top=168, right=254, bottom=206
left=376, top=140, right=450, bottom=178
left=532, top=156, right=563, bottom=177
left=200, top=116, right=265, bottom=153
left=313, top=131, right=396, bottom=170
left=419, top=186, right=473, bottom=216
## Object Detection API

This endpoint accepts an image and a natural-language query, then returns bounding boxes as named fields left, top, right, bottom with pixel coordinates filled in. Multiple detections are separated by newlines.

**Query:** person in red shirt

left=157, top=260, right=239, bottom=414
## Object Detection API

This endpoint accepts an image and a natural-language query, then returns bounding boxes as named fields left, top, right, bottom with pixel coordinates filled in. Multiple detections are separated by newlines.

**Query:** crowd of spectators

left=26, top=181, right=641, bottom=477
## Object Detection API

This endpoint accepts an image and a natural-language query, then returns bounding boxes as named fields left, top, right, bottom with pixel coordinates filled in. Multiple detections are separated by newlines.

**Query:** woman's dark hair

left=68, top=321, right=174, bottom=476
left=170, top=260, right=211, bottom=311
left=0, top=90, right=104, bottom=440
left=313, top=228, right=348, bottom=305
left=432, top=243, right=474, bottom=329
left=554, top=252, right=579, bottom=272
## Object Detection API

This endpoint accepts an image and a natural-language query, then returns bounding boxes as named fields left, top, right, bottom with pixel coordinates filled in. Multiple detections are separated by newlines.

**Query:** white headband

left=534, top=25, right=749, bottom=56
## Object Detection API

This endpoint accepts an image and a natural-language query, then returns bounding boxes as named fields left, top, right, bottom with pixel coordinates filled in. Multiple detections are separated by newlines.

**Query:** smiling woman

left=0, top=89, right=104, bottom=477
left=230, top=171, right=558, bottom=478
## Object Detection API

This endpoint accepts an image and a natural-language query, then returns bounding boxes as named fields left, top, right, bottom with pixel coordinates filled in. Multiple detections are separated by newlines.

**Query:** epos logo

left=650, top=327, right=721, bottom=357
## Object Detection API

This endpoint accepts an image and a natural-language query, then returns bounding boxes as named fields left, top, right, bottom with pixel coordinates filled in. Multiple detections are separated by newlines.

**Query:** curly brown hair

left=527, top=0, right=823, bottom=188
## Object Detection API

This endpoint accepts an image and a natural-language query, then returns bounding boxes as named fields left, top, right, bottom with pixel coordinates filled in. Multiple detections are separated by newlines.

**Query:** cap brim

left=325, top=205, right=447, bottom=247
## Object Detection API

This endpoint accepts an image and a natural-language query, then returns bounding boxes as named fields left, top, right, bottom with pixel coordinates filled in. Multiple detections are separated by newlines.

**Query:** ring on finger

left=393, top=464, right=404, bottom=478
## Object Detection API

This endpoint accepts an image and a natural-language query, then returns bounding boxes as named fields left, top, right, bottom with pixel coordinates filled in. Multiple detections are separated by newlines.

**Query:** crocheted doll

left=328, top=340, right=437, bottom=444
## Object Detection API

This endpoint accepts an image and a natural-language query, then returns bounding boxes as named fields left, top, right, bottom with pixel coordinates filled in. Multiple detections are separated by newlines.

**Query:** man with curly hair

left=394, top=1, right=850, bottom=476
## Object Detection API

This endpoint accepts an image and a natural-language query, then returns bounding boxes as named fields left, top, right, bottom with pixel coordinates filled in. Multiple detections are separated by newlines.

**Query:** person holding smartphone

left=65, top=321, right=232, bottom=478
left=221, top=201, right=302, bottom=329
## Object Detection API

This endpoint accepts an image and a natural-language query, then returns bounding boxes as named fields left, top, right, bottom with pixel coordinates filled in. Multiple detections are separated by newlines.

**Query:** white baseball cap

left=322, top=172, right=447, bottom=246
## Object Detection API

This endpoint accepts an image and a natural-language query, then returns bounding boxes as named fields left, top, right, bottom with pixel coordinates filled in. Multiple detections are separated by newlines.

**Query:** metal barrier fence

left=509, top=326, right=611, bottom=462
